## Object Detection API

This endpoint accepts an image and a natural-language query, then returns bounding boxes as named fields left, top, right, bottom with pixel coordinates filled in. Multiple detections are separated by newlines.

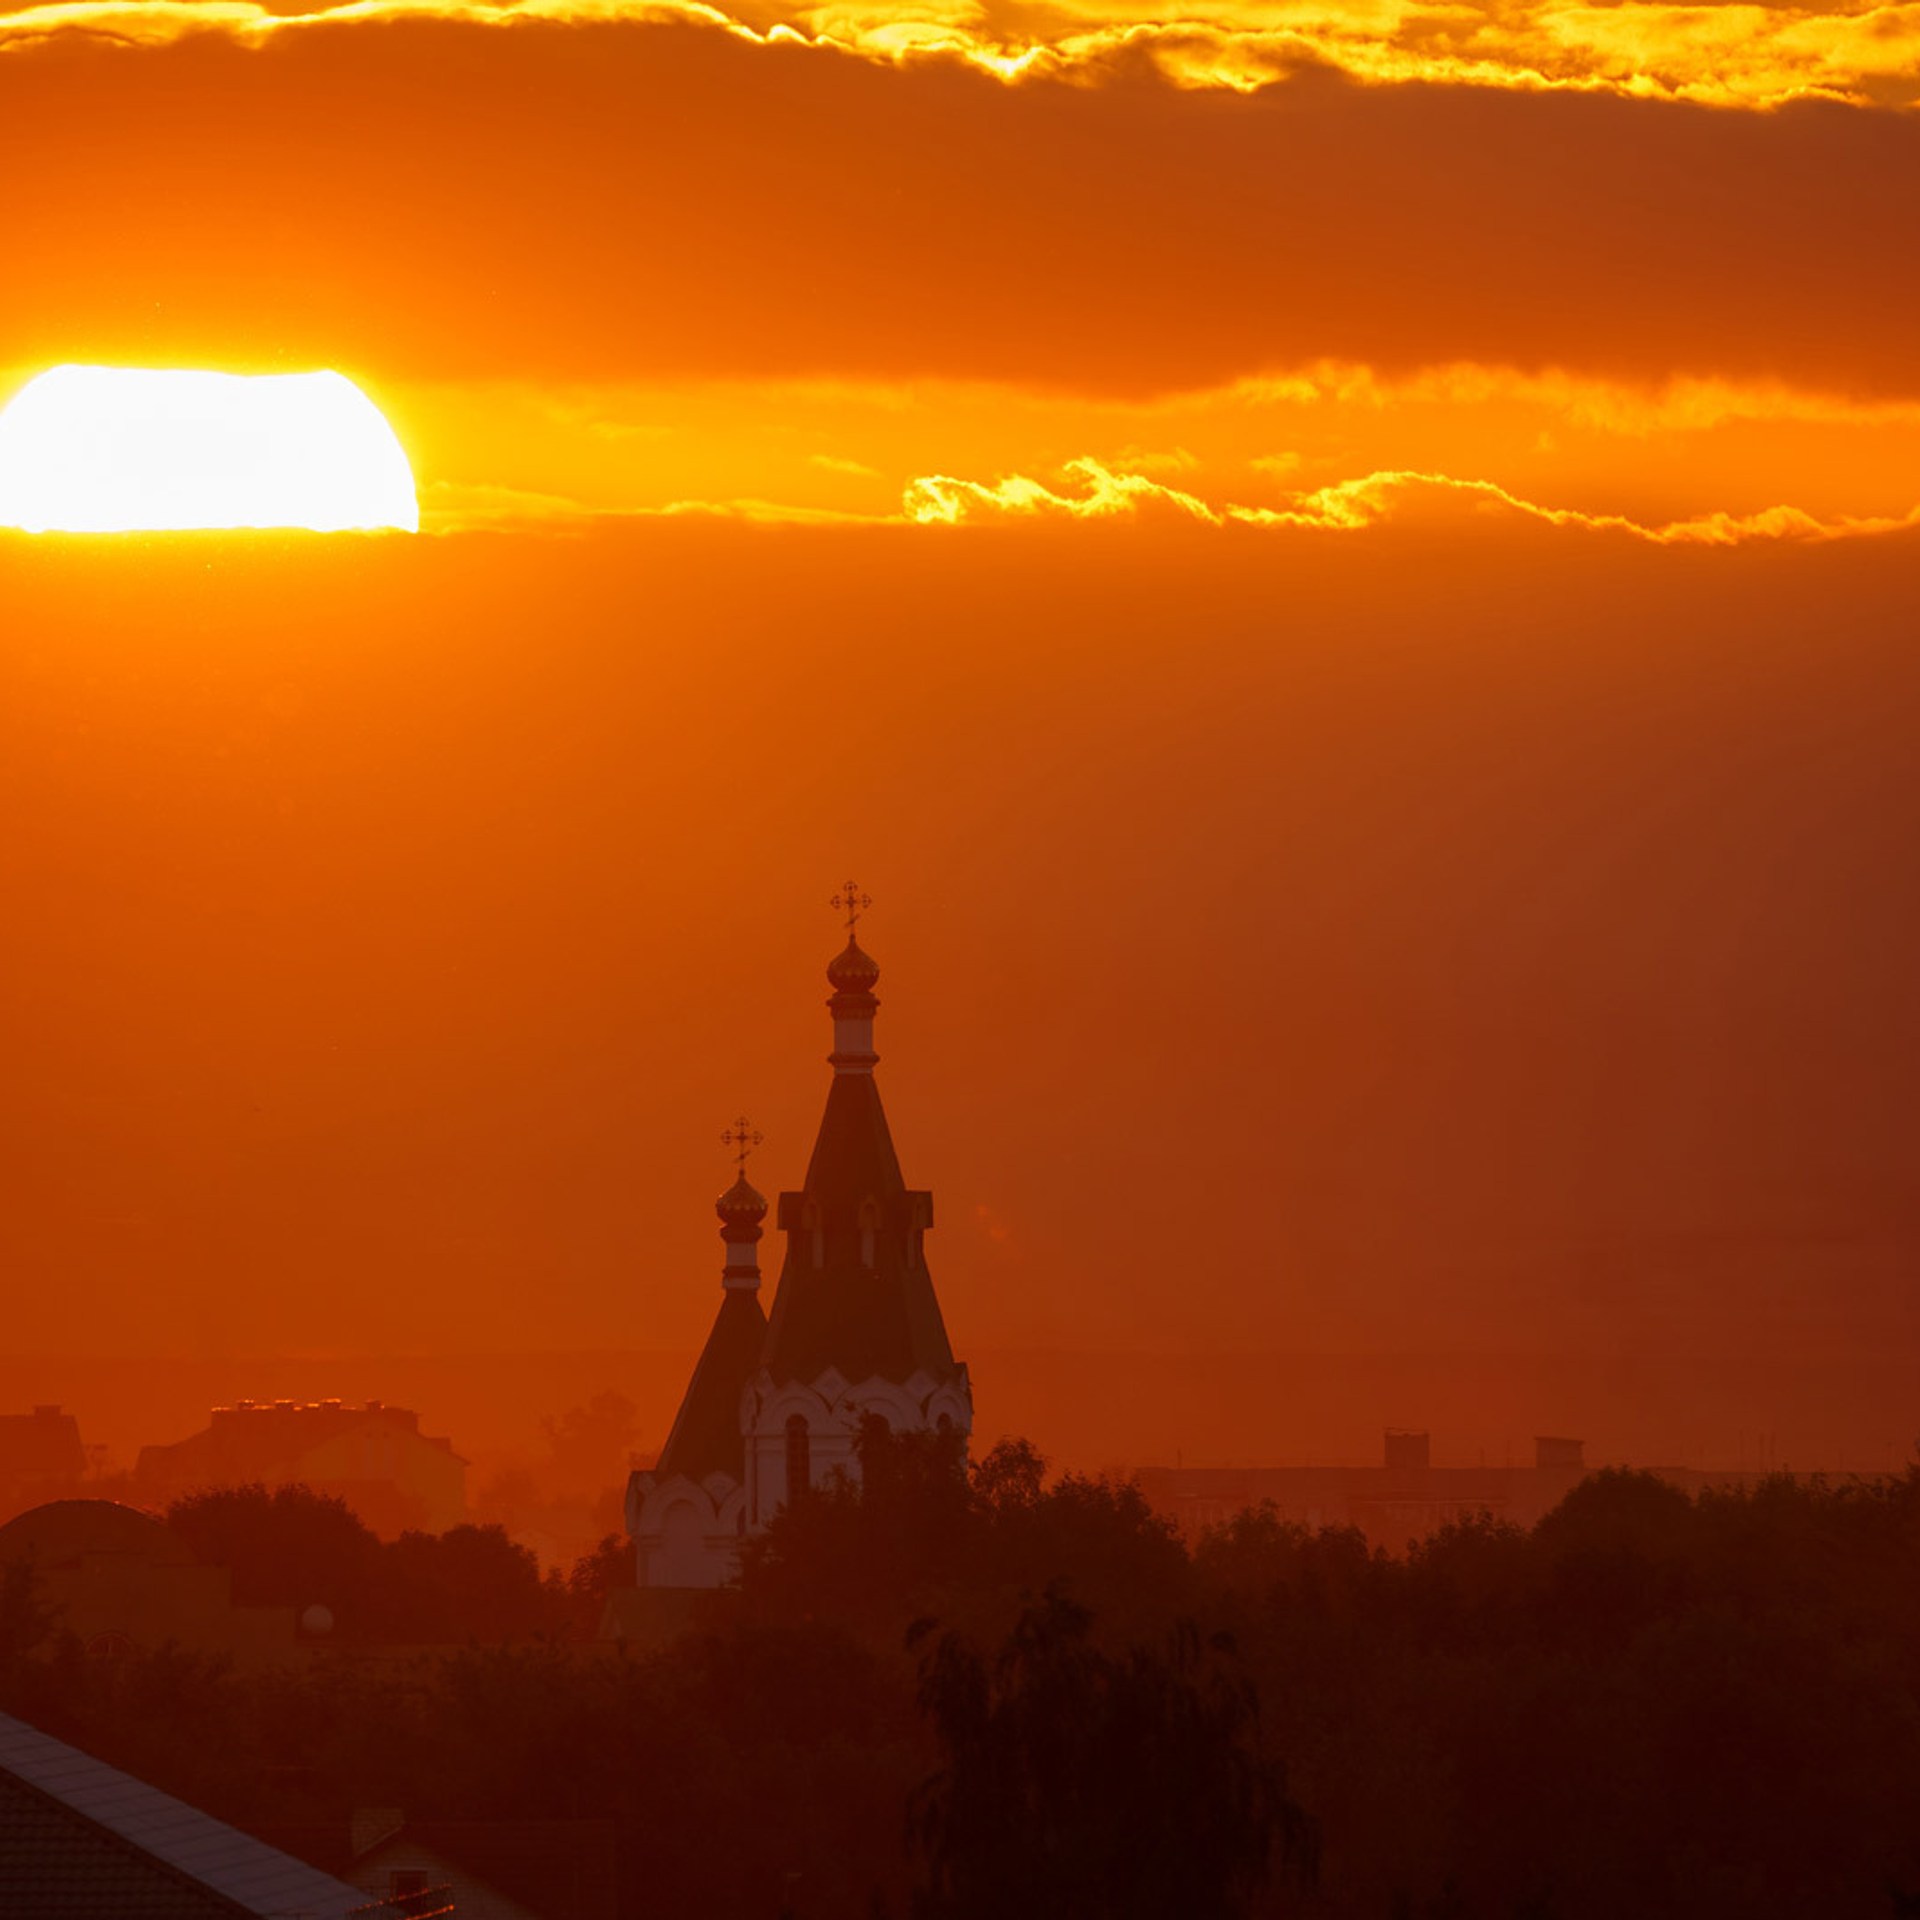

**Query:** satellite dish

left=300, top=1604, right=335, bottom=1635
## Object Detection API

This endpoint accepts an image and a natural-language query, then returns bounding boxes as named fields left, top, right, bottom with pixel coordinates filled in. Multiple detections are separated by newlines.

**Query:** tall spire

left=650, top=1124, right=773, bottom=1485
left=762, top=897, right=957, bottom=1386
left=826, top=881, right=882, bottom=1075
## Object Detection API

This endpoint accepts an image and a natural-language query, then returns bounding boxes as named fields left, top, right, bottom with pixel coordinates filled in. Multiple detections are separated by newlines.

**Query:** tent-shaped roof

left=762, top=1050, right=958, bottom=1387
left=655, top=1288, right=769, bottom=1484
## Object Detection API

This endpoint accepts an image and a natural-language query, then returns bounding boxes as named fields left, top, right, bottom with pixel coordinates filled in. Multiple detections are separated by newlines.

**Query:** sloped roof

left=655, top=1288, right=769, bottom=1484
left=761, top=1256, right=956, bottom=1388
left=800, top=1071, right=904, bottom=1200
left=0, top=1499, right=194, bottom=1570
left=762, top=1073, right=958, bottom=1387
left=0, top=1768, right=255, bottom=1920
left=0, top=1713, right=369, bottom=1920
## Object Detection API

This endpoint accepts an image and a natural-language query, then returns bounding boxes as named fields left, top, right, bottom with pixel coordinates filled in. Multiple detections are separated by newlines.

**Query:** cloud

left=1225, top=364, right=1920, bottom=436
left=905, top=457, right=1223, bottom=525
left=10, top=0, right=1920, bottom=109
left=362, top=360, right=1920, bottom=531
left=903, top=455, right=1920, bottom=545
left=420, top=476, right=879, bottom=530
left=7, top=24, right=1920, bottom=399
left=807, top=452, right=884, bottom=477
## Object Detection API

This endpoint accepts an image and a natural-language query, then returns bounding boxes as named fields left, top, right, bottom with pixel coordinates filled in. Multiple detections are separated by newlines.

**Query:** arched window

left=785, top=1414, right=811, bottom=1499
left=802, top=1202, right=823, bottom=1268
left=858, top=1198, right=881, bottom=1267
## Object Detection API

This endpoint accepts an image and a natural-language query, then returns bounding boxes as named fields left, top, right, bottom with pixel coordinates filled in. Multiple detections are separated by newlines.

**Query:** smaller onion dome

left=827, top=937, right=881, bottom=993
left=716, top=1173, right=768, bottom=1224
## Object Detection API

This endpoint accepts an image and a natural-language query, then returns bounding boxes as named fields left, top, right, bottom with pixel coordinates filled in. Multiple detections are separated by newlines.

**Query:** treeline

left=164, top=1482, right=624, bottom=1644
left=3, top=1435, right=1919, bottom=1919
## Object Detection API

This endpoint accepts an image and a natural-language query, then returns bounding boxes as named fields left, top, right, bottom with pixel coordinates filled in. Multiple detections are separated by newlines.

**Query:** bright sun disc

left=0, top=366, right=418, bottom=533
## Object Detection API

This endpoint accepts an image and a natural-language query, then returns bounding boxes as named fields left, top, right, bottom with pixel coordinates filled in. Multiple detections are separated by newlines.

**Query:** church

left=625, top=898, right=974, bottom=1588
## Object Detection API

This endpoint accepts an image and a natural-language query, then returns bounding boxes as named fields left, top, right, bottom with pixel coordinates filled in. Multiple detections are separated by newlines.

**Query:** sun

left=0, top=366, right=419, bottom=533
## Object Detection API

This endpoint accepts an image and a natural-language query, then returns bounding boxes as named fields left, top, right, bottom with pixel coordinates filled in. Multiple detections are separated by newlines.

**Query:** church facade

left=625, top=915, right=973, bottom=1589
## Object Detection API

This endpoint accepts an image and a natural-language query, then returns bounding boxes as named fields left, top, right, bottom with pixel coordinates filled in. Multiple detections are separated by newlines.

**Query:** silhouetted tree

left=9, top=1450, right=1914, bottom=1920
left=377, top=1524, right=555, bottom=1644
left=740, top=1416, right=972, bottom=1627
left=908, top=1591, right=1309, bottom=1920
left=744, top=1424, right=1188, bottom=1641
left=167, top=1483, right=383, bottom=1620
left=562, top=1531, right=635, bottom=1639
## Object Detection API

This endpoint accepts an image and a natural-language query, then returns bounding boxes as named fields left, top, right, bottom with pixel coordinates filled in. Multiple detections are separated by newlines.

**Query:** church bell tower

left=627, top=890, right=973, bottom=1587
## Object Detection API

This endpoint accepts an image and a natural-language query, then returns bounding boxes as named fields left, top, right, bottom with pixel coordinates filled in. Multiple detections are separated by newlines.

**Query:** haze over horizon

left=3, top=522, right=1914, bottom=1481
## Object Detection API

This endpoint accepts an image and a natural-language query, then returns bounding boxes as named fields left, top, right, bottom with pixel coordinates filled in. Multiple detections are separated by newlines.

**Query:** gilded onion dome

left=827, top=937, right=881, bottom=993
left=716, top=1173, right=769, bottom=1225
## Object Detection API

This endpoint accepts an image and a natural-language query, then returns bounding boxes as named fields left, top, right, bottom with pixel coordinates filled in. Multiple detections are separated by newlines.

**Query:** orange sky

left=1, top=2, right=1917, bottom=1473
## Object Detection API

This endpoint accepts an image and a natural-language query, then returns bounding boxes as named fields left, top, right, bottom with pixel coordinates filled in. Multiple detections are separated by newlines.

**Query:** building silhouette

left=0, top=1500, right=302, bottom=1661
left=1135, top=1433, right=1829, bottom=1553
left=135, top=1400, right=466, bottom=1538
left=627, top=910, right=972, bottom=1588
left=0, top=1406, right=86, bottom=1521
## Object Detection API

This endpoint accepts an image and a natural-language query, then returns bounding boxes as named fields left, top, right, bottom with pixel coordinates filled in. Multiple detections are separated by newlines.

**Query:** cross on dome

left=720, top=1115, right=763, bottom=1173
left=830, top=882, right=871, bottom=935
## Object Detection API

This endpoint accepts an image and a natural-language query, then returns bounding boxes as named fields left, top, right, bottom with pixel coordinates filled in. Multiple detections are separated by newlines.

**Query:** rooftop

left=0, top=1711, right=370, bottom=1920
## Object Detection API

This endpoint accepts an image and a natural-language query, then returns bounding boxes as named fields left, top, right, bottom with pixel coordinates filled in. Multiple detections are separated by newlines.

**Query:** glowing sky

left=1, top=0, right=1916, bottom=1469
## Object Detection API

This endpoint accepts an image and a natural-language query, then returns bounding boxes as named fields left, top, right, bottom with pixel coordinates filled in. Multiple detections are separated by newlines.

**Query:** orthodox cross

left=831, top=881, right=871, bottom=934
left=720, top=1115, right=763, bottom=1173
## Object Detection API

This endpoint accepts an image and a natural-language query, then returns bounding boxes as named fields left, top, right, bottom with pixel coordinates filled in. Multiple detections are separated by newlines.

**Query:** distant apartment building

left=1136, top=1432, right=1804, bottom=1552
left=1136, top=1432, right=1595, bottom=1553
left=135, top=1400, right=466, bottom=1537
left=0, top=1406, right=87, bottom=1519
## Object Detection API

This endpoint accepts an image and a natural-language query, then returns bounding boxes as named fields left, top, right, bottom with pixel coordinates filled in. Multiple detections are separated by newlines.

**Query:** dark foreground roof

left=0, top=1712, right=368, bottom=1920
left=0, top=1768, right=257, bottom=1920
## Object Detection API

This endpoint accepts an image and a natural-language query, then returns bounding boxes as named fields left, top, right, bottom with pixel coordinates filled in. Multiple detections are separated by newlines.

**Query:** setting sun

left=0, top=366, right=418, bottom=533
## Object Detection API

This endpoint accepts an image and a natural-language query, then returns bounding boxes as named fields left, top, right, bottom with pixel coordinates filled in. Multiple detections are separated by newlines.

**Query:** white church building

left=625, top=910, right=974, bottom=1588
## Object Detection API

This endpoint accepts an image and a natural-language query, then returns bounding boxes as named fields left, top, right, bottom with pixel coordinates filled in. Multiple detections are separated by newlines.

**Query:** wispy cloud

left=420, top=476, right=879, bottom=532
left=420, top=454, right=1920, bottom=540
left=1225, top=363, right=1920, bottom=434
left=903, top=456, right=1920, bottom=544
left=806, top=452, right=884, bottom=477
left=9, top=0, right=1920, bottom=110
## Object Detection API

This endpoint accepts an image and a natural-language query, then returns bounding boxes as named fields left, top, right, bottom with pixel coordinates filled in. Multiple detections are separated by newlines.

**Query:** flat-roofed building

left=136, top=1401, right=466, bottom=1538
left=0, top=1406, right=86, bottom=1519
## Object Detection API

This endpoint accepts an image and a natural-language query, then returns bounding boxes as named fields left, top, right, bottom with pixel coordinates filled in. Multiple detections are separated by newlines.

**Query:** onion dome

left=827, top=937, right=880, bottom=993
left=716, top=1173, right=768, bottom=1225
